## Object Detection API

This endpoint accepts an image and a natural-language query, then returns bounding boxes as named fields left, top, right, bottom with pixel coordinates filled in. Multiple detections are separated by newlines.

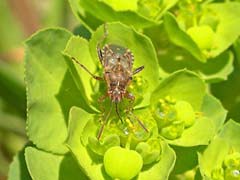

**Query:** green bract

left=187, top=25, right=215, bottom=50
left=164, top=2, right=240, bottom=60
left=104, top=146, right=143, bottom=180
left=151, top=70, right=227, bottom=146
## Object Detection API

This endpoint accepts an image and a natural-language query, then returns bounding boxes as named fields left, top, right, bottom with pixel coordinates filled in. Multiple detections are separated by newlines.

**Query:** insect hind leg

left=129, top=112, right=149, bottom=133
left=97, top=102, right=113, bottom=140
left=115, top=103, right=123, bottom=123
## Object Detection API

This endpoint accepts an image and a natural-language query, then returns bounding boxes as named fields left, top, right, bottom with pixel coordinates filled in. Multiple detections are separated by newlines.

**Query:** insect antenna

left=115, top=103, right=123, bottom=123
left=97, top=102, right=114, bottom=140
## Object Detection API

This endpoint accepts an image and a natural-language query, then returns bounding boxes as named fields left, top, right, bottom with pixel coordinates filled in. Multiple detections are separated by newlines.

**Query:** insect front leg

left=71, top=57, right=103, bottom=80
left=132, top=65, right=144, bottom=75
left=97, top=102, right=113, bottom=140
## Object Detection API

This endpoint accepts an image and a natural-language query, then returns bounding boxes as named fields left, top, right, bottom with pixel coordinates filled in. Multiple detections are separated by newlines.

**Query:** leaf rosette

left=20, top=22, right=227, bottom=179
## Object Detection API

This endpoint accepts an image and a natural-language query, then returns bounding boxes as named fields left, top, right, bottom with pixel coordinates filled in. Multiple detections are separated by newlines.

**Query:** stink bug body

left=71, top=24, right=147, bottom=139
left=99, top=44, right=144, bottom=103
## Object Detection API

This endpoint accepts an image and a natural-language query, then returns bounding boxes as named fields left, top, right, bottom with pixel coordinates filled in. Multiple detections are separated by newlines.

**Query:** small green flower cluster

left=212, top=151, right=240, bottom=180
left=152, top=96, right=196, bottom=140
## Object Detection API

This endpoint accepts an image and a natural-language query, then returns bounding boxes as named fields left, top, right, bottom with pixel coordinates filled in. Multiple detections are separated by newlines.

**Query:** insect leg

left=98, top=94, right=108, bottom=112
left=132, top=65, right=144, bottom=75
left=131, top=113, right=149, bottom=133
left=125, top=91, right=135, bottom=101
left=97, top=102, right=113, bottom=140
left=71, top=57, right=103, bottom=80
left=115, top=103, right=123, bottom=123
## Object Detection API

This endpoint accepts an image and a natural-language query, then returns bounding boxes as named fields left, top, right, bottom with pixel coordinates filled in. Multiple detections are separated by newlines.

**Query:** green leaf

left=89, top=22, right=161, bottom=108
left=68, top=0, right=102, bottom=32
left=211, top=62, right=240, bottom=122
left=151, top=70, right=205, bottom=111
left=198, top=120, right=240, bottom=179
left=203, top=2, right=240, bottom=57
left=63, top=36, right=97, bottom=109
left=138, top=0, right=179, bottom=20
left=164, top=12, right=206, bottom=62
left=8, top=148, right=31, bottom=180
left=66, top=106, right=107, bottom=180
left=68, top=0, right=159, bottom=31
left=25, top=28, right=93, bottom=154
left=25, top=147, right=87, bottom=180
left=198, top=138, right=230, bottom=178
left=198, top=50, right=234, bottom=83
left=170, top=146, right=204, bottom=175
left=100, top=0, right=138, bottom=11
left=218, top=120, right=240, bottom=152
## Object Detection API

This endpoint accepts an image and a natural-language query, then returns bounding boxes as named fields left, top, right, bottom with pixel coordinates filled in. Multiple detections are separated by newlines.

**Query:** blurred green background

left=0, top=0, right=77, bottom=179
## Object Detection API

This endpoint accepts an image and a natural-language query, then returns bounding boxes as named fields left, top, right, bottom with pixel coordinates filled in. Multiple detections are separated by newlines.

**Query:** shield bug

left=71, top=24, right=148, bottom=139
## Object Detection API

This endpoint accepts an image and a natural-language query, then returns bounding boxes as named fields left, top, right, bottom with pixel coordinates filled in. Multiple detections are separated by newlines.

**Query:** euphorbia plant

left=8, top=0, right=240, bottom=180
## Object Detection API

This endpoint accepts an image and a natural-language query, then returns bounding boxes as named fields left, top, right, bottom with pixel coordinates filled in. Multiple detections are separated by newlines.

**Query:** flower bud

left=174, top=100, right=195, bottom=128
left=160, top=121, right=184, bottom=140
left=224, top=152, right=240, bottom=169
left=225, top=168, right=240, bottom=180
left=136, top=138, right=161, bottom=165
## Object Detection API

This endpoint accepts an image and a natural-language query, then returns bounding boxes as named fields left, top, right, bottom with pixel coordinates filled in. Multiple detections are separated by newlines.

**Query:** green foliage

left=25, top=146, right=87, bottom=180
left=25, top=28, right=73, bottom=154
left=164, top=12, right=206, bottom=62
left=199, top=120, right=240, bottom=179
left=7, top=0, right=240, bottom=179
